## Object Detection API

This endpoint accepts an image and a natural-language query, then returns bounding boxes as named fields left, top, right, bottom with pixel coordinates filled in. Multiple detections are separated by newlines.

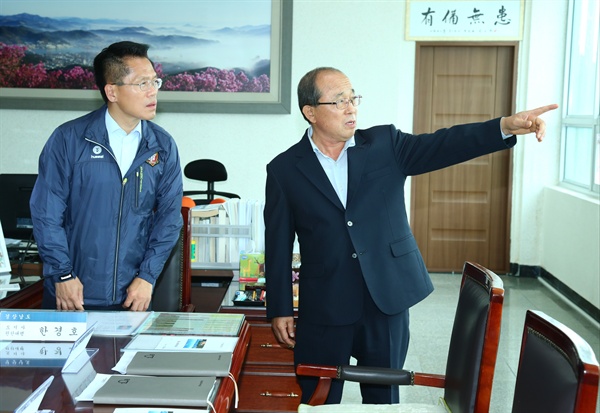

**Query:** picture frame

left=0, top=0, right=293, bottom=114
left=406, top=0, right=524, bottom=41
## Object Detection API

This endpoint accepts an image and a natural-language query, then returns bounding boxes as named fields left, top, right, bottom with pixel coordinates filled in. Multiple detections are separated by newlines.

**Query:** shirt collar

left=105, top=109, right=142, bottom=138
left=307, top=126, right=355, bottom=157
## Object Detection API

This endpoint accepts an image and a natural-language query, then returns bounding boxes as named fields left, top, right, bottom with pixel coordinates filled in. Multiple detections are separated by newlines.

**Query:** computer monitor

left=0, top=174, right=37, bottom=241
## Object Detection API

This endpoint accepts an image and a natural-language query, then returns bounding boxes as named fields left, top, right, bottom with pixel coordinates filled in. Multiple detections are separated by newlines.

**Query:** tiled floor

left=340, top=273, right=600, bottom=412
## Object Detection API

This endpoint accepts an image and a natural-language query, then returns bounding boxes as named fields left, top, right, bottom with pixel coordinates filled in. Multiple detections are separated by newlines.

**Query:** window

left=560, top=0, right=599, bottom=194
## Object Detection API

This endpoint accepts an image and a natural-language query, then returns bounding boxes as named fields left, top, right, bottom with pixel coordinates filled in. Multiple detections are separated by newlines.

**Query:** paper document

left=86, top=311, right=151, bottom=336
left=137, top=312, right=244, bottom=336
left=123, top=334, right=238, bottom=353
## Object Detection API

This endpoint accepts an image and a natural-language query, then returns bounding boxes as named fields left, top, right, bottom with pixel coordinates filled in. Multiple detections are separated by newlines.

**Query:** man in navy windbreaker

left=30, top=41, right=183, bottom=311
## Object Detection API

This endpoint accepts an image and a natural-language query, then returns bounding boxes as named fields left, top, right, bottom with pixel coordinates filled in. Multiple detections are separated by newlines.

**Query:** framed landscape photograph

left=0, top=0, right=292, bottom=114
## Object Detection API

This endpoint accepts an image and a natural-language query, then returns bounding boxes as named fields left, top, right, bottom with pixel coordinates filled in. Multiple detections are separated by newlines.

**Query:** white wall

left=1, top=1, right=597, bottom=308
left=510, top=0, right=568, bottom=265
left=542, top=187, right=600, bottom=307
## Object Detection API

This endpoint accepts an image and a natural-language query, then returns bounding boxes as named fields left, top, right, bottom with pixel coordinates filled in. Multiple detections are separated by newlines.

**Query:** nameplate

left=15, top=375, right=54, bottom=413
left=0, top=310, right=87, bottom=341
left=1, top=341, right=73, bottom=367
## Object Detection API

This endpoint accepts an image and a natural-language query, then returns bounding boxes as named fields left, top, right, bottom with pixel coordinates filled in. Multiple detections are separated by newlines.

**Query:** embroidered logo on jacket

left=146, top=152, right=159, bottom=167
left=91, top=145, right=104, bottom=159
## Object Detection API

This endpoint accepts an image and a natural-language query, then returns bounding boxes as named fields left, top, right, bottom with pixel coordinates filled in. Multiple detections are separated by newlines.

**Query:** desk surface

left=0, top=321, right=250, bottom=413
left=0, top=277, right=43, bottom=309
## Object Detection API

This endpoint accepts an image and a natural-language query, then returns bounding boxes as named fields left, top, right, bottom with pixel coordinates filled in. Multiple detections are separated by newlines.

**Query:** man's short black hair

left=93, top=41, right=152, bottom=103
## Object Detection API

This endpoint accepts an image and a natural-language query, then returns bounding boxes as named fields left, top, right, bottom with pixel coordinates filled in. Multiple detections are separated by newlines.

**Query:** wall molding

left=510, top=263, right=599, bottom=323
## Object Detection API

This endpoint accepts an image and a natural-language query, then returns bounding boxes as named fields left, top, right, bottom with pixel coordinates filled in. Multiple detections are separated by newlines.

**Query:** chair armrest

left=297, top=364, right=338, bottom=406
left=339, top=365, right=414, bottom=386
left=297, top=364, right=339, bottom=378
left=414, top=372, right=446, bottom=388
left=297, top=364, right=417, bottom=406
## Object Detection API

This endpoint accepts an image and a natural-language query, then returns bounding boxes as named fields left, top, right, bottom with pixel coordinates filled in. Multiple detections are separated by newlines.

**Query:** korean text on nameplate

left=0, top=310, right=87, bottom=341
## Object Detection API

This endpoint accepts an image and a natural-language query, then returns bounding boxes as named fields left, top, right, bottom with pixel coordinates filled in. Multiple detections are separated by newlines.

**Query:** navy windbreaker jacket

left=30, top=106, right=183, bottom=307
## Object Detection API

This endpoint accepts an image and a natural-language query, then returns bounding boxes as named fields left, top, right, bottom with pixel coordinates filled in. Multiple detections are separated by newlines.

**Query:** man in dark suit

left=264, top=67, right=557, bottom=404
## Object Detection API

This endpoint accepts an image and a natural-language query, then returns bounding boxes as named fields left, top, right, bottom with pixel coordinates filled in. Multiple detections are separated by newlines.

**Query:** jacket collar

left=293, top=129, right=370, bottom=210
left=84, top=105, right=159, bottom=154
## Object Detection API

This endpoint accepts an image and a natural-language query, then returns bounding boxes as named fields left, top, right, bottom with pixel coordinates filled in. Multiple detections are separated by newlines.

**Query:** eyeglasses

left=110, top=78, right=163, bottom=91
left=316, top=95, right=362, bottom=110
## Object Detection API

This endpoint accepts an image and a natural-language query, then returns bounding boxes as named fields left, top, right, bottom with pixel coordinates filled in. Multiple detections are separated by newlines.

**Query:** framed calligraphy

left=406, top=0, right=524, bottom=41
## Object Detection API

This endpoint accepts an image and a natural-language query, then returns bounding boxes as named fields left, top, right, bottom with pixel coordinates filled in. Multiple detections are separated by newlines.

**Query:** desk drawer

left=235, top=371, right=302, bottom=413
left=246, top=323, right=294, bottom=366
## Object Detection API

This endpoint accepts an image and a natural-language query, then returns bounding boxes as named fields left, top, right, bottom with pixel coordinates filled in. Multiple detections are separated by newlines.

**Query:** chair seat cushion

left=298, top=402, right=450, bottom=413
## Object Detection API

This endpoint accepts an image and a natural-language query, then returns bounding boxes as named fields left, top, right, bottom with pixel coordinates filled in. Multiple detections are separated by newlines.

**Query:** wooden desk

left=1, top=262, right=43, bottom=308
left=10, top=262, right=43, bottom=276
left=0, top=321, right=250, bottom=413
left=0, top=278, right=43, bottom=309
left=220, top=306, right=301, bottom=413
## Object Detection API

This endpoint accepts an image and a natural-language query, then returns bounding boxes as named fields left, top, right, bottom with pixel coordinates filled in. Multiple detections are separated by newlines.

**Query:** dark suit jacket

left=265, top=119, right=516, bottom=326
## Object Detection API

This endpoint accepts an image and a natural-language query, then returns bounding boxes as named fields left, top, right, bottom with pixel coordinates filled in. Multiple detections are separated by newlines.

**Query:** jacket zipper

left=114, top=177, right=127, bottom=301
left=86, top=137, right=126, bottom=303
left=86, top=136, right=155, bottom=303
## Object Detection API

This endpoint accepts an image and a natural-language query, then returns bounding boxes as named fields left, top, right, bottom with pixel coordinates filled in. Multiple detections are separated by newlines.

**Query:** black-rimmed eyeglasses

left=316, top=95, right=362, bottom=110
left=110, top=78, right=163, bottom=92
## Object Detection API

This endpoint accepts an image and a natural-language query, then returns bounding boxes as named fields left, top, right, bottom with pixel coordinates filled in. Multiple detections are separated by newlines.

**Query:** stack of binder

left=89, top=312, right=244, bottom=409
left=94, top=351, right=233, bottom=407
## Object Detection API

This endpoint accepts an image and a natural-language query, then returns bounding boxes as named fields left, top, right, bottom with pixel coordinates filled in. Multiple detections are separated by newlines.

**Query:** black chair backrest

left=183, top=159, right=240, bottom=205
left=443, top=261, right=504, bottom=413
left=512, top=310, right=600, bottom=413
left=152, top=207, right=191, bottom=312
left=185, top=159, right=228, bottom=183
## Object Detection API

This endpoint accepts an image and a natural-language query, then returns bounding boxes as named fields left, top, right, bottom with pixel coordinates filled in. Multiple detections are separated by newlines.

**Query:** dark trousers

left=294, top=282, right=410, bottom=404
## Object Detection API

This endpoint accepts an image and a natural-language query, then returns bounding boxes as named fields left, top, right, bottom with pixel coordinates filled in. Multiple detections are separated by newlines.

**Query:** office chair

left=183, top=159, right=240, bottom=205
left=511, top=310, right=599, bottom=413
left=152, top=206, right=195, bottom=312
left=297, top=261, right=505, bottom=413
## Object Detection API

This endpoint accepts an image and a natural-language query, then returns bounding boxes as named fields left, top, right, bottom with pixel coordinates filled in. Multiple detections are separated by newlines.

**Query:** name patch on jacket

left=146, top=153, right=159, bottom=167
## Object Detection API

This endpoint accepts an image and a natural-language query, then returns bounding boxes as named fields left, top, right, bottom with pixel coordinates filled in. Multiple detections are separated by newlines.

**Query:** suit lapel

left=295, top=133, right=345, bottom=211
left=347, top=131, right=369, bottom=206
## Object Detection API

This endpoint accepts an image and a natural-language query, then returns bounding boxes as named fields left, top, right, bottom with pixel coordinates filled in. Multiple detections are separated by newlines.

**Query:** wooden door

left=410, top=44, right=516, bottom=273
